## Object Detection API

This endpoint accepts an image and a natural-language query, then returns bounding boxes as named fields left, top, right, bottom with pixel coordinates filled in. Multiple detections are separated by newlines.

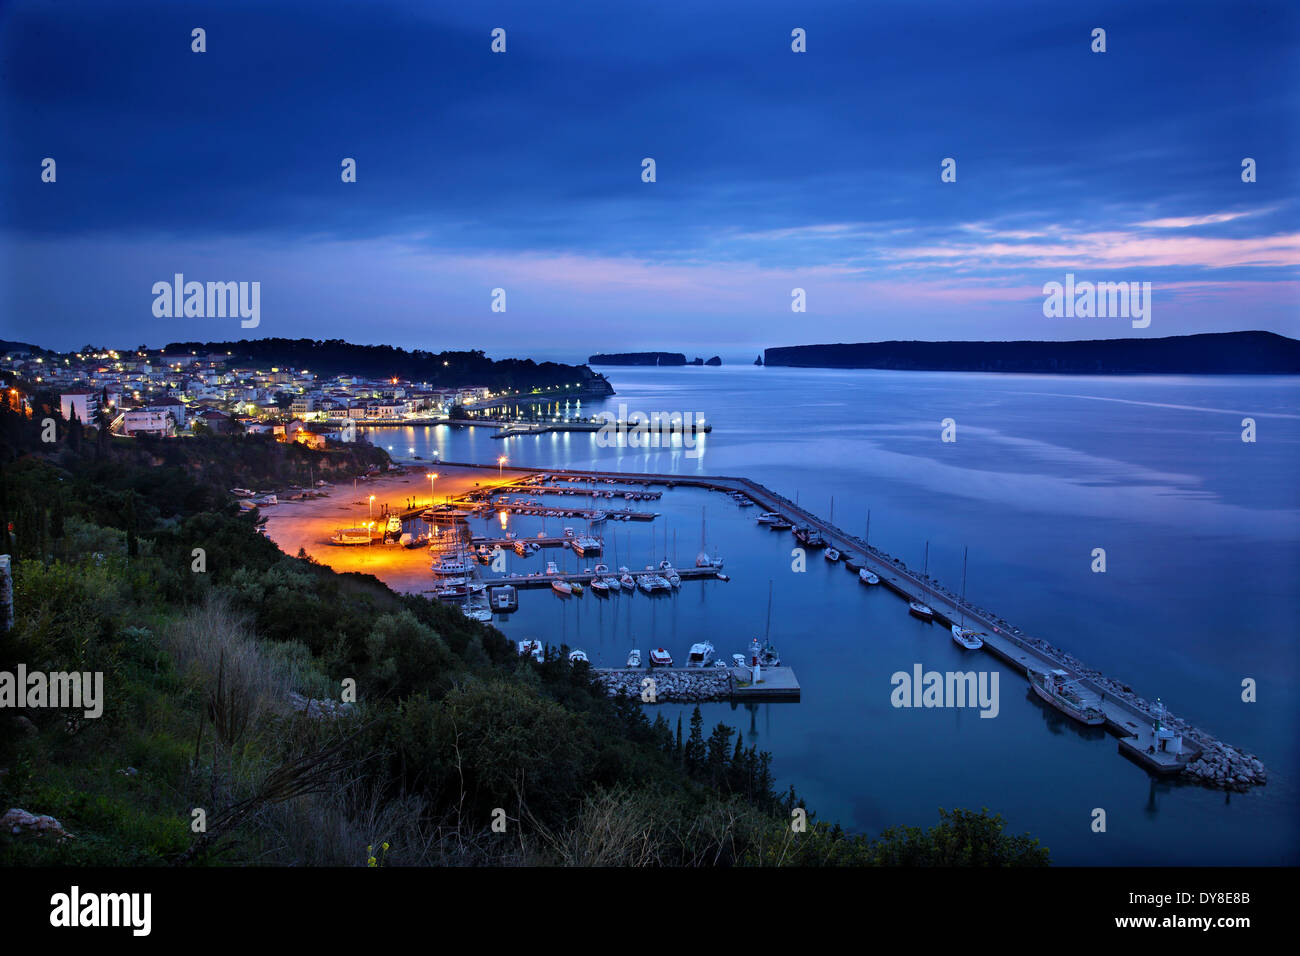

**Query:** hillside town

left=0, top=345, right=503, bottom=443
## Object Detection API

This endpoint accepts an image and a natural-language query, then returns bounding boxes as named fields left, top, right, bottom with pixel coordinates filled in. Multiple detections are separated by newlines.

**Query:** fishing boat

left=568, top=649, right=589, bottom=665
left=824, top=547, right=841, bottom=562
left=331, top=527, right=372, bottom=546
left=518, top=640, right=544, bottom=662
left=756, top=512, right=781, bottom=524
left=1028, top=668, right=1106, bottom=725
left=551, top=579, right=573, bottom=596
left=649, top=647, right=673, bottom=667
left=908, top=601, right=934, bottom=620
left=626, top=649, right=642, bottom=668
left=686, top=642, right=715, bottom=667
left=859, top=569, right=880, bottom=585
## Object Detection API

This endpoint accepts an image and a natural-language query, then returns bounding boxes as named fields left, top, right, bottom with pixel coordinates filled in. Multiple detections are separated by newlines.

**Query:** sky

left=1, top=0, right=1297, bottom=363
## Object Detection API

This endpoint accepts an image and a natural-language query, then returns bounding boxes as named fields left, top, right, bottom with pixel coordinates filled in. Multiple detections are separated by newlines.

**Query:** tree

left=684, top=705, right=705, bottom=774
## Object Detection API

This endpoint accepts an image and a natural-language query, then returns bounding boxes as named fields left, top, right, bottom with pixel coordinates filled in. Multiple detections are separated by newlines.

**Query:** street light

left=427, top=472, right=438, bottom=507
left=369, top=494, right=375, bottom=521
left=498, top=455, right=506, bottom=477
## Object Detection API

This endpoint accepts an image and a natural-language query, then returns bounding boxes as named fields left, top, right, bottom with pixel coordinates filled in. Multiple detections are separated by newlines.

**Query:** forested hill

left=589, top=352, right=687, bottom=366
left=764, top=331, right=1300, bottom=374
left=156, top=338, right=615, bottom=393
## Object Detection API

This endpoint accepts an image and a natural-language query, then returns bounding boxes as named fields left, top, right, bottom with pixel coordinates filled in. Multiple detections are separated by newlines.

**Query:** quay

left=427, top=459, right=1264, bottom=790
left=497, top=566, right=723, bottom=588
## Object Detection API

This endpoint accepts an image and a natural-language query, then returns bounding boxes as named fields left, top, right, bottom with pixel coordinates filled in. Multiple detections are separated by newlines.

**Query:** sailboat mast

left=960, top=546, right=968, bottom=627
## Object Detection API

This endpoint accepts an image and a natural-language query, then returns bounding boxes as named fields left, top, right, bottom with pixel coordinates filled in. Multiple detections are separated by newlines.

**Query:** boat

left=518, top=640, right=544, bottom=662
left=649, top=647, right=673, bottom=667
left=385, top=515, right=402, bottom=537
left=824, top=547, right=841, bottom=562
left=570, top=535, right=602, bottom=556
left=620, top=569, right=636, bottom=590
left=545, top=560, right=559, bottom=575
left=570, top=581, right=584, bottom=595
left=461, top=605, right=492, bottom=623
left=568, top=649, right=589, bottom=665
left=756, top=512, right=781, bottom=524
left=594, top=563, right=610, bottom=575
left=431, top=559, right=471, bottom=576
left=951, top=549, right=984, bottom=649
left=769, top=518, right=793, bottom=530
left=603, top=576, right=621, bottom=591
left=626, top=649, right=642, bottom=668
left=859, top=569, right=879, bottom=585
left=1028, top=668, right=1106, bottom=725
left=590, top=578, right=610, bottom=594
left=908, top=601, right=934, bottom=620
left=716, top=572, right=730, bottom=581
left=330, top=527, right=371, bottom=545
left=686, top=642, right=715, bottom=667
left=732, top=654, right=747, bottom=668
left=636, top=574, right=654, bottom=594
left=794, top=526, right=826, bottom=549
left=551, top=580, right=573, bottom=596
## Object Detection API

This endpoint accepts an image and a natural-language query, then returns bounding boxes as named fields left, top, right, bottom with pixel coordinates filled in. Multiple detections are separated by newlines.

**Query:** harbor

left=258, top=457, right=1267, bottom=794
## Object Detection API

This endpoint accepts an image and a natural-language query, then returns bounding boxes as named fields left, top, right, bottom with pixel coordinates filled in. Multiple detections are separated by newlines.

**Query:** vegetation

left=0, top=400, right=1048, bottom=866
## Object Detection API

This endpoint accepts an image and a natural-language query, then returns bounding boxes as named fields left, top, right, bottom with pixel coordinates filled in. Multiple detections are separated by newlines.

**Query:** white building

left=123, top=408, right=176, bottom=437
left=60, top=390, right=98, bottom=423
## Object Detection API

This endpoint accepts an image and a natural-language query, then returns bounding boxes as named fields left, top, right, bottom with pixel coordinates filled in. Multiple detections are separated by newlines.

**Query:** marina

left=417, top=458, right=1265, bottom=790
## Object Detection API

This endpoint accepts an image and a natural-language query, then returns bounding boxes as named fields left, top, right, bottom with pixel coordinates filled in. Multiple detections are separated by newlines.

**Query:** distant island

left=764, top=332, right=1300, bottom=374
left=590, top=352, right=721, bottom=367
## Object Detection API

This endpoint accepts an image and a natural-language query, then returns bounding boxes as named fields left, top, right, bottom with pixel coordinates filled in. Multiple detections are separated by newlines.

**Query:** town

left=0, top=344, right=551, bottom=444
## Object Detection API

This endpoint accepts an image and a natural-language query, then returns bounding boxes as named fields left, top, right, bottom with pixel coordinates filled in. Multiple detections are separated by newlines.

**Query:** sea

left=361, top=365, right=1300, bottom=865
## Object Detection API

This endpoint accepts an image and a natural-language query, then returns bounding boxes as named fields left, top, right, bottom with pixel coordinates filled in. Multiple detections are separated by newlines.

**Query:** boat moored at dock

left=951, top=625, right=984, bottom=650
left=1028, top=668, right=1105, bottom=725
left=908, top=601, right=934, bottom=620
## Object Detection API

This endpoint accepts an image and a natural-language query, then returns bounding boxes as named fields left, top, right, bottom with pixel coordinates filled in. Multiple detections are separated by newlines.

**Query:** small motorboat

left=568, top=649, right=589, bottom=665
left=626, top=649, right=642, bottom=668
left=756, top=512, right=781, bottom=524
left=908, top=601, right=934, bottom=621
left=824, top=548, right=841, bottom=562
left=716, top=572, right=730, bottom=582
left=686, top=642, right=715, bottom=667
left=590, top=577, right=609, bottom=594
left=649, top=647, right=673, bottom=667
left=570, top=581, right=584, bottom=595
left=770, top=518, right=793, bottom=530
left=604, top=576, right=621, bottom=591
left=619, top=568, right=636, bottom=590
left=551, top=579, right=573, bottom=596
left=951, top=625, right=984, bottom=650
left=859, top=569, right=880, bottom=585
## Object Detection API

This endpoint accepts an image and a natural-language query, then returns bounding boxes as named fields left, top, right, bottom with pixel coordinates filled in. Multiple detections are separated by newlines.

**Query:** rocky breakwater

left=595, top=668, right=731, bottom=703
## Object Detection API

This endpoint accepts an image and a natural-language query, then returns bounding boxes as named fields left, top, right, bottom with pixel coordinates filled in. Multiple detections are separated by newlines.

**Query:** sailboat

left=751, top=581, right=781, bottom=667
left=909, top=541, right=934, bottom=620
left=951, top=546, right=984, bottom=649
left=695, top=507, right=723, bottom=568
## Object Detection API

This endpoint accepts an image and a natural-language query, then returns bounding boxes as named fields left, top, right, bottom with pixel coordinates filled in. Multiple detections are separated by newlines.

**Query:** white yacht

left=756, top=512, right=781, bottom=524
left=859, top=569, right=880, bottom=585
left=686, top=642, right=716, bottom=667
left=951, top=625, right=984, bottom=650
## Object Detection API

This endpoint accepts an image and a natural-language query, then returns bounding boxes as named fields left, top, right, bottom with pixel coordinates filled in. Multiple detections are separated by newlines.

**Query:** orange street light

left=498, top=455, right=507, bottom=477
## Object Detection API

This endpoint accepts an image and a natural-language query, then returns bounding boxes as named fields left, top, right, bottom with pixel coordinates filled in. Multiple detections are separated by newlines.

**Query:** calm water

left=363, top=366, right=1300, bottom=865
